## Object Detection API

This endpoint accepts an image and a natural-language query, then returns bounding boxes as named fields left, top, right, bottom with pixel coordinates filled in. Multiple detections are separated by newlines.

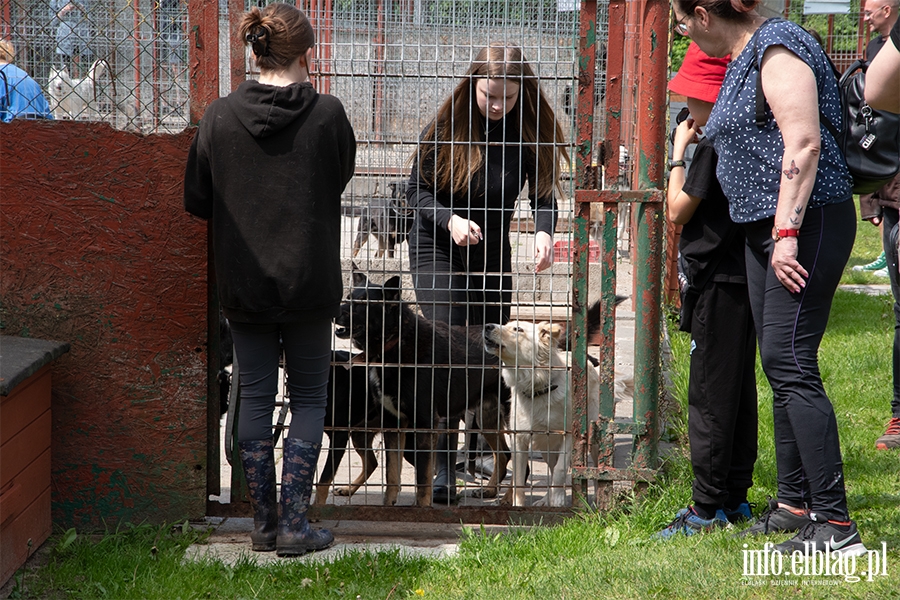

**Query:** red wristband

left=772, top=227, right=800, bottom=242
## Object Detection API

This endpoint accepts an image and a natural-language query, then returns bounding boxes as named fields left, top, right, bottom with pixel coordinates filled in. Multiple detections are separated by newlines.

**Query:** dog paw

left=333, top=486, right=352, bottom=497
left=463, top=487, right=498, bottom=500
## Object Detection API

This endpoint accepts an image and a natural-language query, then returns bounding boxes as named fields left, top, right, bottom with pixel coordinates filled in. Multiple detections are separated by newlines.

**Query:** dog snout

left=483, top=324, right=502, bottom=353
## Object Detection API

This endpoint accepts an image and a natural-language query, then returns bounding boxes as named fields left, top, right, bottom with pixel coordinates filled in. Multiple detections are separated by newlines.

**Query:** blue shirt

left=0, top=63, right=54, bottom=122
left=705, top=18, right=852, bottom=223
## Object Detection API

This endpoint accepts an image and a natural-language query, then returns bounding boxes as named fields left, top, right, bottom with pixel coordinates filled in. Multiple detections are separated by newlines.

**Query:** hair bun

left=246, top=25, right=271, bottom=57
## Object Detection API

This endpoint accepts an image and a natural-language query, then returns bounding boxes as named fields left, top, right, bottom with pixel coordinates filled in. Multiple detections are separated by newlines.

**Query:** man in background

left=859, top=0, right=900, bottom=450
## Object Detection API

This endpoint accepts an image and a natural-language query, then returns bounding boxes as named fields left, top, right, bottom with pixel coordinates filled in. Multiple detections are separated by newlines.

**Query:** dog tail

left=560, top=295, right=628, bottom=350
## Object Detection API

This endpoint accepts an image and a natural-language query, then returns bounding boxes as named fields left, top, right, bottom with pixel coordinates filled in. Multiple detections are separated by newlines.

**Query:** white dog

left=484, top=318, right=633, bottom=507
left=47, top=59, right=106, bottom=120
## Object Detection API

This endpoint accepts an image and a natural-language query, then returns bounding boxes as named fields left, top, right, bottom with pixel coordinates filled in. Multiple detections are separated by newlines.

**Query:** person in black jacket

left=657, top=43, right=758, bottom=538
left=183, top=3, right=355, bottom=557
left=859, top=0, right=900, bottom=451
left=406, top=44, right=568, bottom=503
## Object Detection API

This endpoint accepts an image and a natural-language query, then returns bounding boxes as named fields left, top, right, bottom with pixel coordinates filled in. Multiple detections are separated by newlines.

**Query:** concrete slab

left=184, top=517, right=522, bottom=565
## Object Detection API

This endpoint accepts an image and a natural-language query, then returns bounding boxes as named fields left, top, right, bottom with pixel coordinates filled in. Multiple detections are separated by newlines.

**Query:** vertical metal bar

left=307, top=0, right=333, bottom=94
left=133, top=1, right=142, bottom=122
left=373, top=0, right=385, bottom=139
left=152, top=3, right=161, bottom=131
left=598, top=0, right=624, bottom=425
left=588, top=0, right=626, bottom=508
left=571, top=0, right=599, bottom=504
left=857, top=2, right=868, bottom=59
left=229, top=0, right=245, bottom=93
left=188, top=0, right=222, bottom=505
left=630, top=0, right=666, bottom=471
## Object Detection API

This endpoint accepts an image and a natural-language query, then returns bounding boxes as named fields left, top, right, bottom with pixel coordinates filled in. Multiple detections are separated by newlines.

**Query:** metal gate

left=0, top=0, right=666, bottom=525
left=194, top=0, right=666, bottom=525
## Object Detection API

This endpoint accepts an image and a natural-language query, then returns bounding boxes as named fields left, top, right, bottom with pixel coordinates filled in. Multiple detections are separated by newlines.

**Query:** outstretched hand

left=449, top=214, right=482, bottom=246
left=534, top=231, right=553, bottom=272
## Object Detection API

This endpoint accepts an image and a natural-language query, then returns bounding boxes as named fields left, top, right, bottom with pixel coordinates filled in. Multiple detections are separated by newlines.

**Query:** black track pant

left=743, top=199, right=855, bottom=520
left=688, top=281, right=758, bottom=509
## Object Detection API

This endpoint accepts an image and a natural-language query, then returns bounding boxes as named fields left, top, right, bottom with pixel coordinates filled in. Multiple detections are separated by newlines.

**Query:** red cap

left=668, top=42, right=730, bottom=104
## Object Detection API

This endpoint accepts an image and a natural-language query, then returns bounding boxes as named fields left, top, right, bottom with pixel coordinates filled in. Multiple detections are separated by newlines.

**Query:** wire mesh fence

left=2, top=0, right=188, bottom=131
left=209, top=0, right=635, bottom=513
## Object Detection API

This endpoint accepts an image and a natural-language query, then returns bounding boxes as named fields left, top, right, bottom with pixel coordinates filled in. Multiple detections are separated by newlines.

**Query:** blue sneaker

left=723, top=502, right=754, bottom=524
left=655, top=506, right=730, bottom=539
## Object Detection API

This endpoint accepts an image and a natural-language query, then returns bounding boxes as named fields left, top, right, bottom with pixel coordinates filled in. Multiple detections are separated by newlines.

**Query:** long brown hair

left=238, top=3, right=314, bottom=72
left=417, top=44, right=570, bottom=199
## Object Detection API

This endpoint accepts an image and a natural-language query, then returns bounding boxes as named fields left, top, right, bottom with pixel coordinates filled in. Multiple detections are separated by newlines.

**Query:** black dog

left=334, top=269, right=511, bottom=507
left=314, top=350, right=385, bottom=505
left=351, top=181, right=414, bottom=258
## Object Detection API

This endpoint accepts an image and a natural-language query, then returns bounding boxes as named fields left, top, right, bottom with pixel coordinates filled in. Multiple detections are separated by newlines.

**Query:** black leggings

left=409, top=225, right=512, bottom=327
left=230, top=318, right=332, bottom=443
left=743, top=199, right=855, bottom=520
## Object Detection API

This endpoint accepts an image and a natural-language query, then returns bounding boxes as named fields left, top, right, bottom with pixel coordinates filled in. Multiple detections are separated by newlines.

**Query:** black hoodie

left=184, top=80, right=356, bottom=323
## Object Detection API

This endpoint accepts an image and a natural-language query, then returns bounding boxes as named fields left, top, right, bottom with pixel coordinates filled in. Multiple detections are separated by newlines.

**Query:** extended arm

left=406, top=145, right=482, bottom=246
left=667, top=118, right=703, bottom=226
left=528, top=155, right=558, bottom=273
left=865, top=35, right=900, bottom=113
left=760, top=45, right=821, bottom=293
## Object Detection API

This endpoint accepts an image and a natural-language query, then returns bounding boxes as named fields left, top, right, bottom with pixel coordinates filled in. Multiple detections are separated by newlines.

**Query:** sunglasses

left=674, top=13, right=690, bottom=36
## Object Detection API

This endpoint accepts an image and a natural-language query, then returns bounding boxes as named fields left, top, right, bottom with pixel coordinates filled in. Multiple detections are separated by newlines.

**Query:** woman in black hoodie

left=183, top=3, right=355, bottom=557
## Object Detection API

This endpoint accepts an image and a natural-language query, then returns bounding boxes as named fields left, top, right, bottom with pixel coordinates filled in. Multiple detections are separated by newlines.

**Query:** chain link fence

left=2, top=0, right=187, bottom=132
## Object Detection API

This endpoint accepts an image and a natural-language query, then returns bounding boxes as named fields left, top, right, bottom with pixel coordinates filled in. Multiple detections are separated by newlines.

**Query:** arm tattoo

left=783, top=159, right=800, bottom=180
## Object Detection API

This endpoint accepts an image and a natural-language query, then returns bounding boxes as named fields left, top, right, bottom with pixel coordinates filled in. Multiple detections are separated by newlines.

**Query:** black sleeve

left=183, top=123, right=213, bottom=220
left=335, top=102, right=356, bottom=191
left=525, top=149, right=558, bottom=236
left=406, top=131, right=454, bottom=232
left=681, top=138, right=719, bottom=203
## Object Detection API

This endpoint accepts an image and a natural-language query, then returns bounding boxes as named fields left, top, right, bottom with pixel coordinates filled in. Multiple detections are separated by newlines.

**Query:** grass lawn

left=8, top=219, right=899, bottom=600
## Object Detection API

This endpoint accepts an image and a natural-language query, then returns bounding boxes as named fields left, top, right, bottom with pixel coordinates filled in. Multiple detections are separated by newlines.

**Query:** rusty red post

left=570, top=0, right=600, bottom=504
left=230, top=0, right=246, bottom=93
left=630, top=0, right=667, bottom=471
left=188, top=0, right=220, bottom=126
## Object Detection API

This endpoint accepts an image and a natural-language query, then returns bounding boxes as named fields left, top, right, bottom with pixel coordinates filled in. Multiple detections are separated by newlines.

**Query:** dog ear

left=548, top=323, right=564, bottom=342
left=538, top=322, right=564, bottom=344
left=383, top=276, right=402, bottom=300
left=351, top=268, right=367, bottom=288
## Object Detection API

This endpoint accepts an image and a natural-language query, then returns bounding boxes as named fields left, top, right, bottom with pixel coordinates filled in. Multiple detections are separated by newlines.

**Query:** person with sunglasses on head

left=184, top=2, right=356, bottom=557
left=669, top=0, right=865, bottom=556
